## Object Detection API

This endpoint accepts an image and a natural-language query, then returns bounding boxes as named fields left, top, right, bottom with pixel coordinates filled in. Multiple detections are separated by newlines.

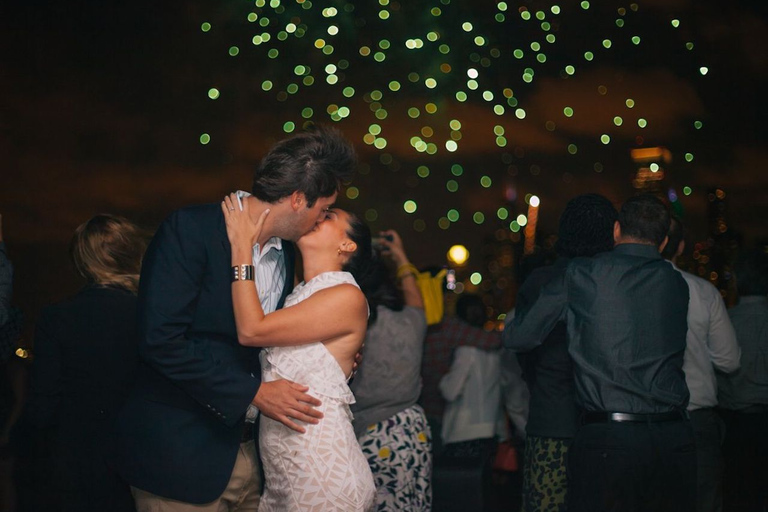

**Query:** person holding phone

left=350, top=230, right=433, bottom=510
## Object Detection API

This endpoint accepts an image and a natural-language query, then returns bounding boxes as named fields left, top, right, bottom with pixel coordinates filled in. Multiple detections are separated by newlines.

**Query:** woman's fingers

left=223, top=195, right=235, bottom=213
left=228, top=193, right=239, bottom=213
left=255, top=209, right=270, bottom=230
left=386, top=229, right=403, bottom=247
left=278, top=416, right=306, bottom=434
left=221, top=194, right=267, bottom=246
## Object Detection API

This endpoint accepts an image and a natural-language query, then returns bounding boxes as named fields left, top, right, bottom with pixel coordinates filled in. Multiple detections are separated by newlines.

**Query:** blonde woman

left=27, top=214, right=147, bottom=512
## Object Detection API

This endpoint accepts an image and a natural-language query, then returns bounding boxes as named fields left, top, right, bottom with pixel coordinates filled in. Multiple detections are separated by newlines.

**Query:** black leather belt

left=740, top=404, right=768, bottom=414
left=582, top=410, right=687, bottom=425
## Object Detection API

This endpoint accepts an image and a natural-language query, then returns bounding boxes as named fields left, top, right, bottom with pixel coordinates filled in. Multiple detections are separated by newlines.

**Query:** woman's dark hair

left=618, top=194, right=671, bottom=246
left=70, top=214, right=148, bottom=294
left=354, top=256, right=405, bottom=326
left=555, top=193, right=618, bottom=258
left=734, top=249, right=768, bottom=297
left=340, top=213, right=381, bottom=324
left=252, top=125, right=356, bottom=207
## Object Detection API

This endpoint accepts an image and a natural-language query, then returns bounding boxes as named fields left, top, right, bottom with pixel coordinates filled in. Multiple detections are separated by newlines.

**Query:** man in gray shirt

left=717, top=249, right=768, bottom=511
left=662, top=217, right=740, bottom=512
left=506, top=194, right=695, bottom=512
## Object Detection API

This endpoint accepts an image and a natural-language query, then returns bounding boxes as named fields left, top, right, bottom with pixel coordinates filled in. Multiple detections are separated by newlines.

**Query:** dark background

left=2, top=0, right=767, bottom=334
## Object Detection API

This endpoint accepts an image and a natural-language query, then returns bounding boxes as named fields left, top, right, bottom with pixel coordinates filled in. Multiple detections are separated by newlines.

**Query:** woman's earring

left=337, top=248, right=342, bottom=255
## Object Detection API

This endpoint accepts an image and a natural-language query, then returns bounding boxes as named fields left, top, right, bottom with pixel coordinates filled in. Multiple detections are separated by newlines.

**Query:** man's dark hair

left=734, top=249, right=768, bottom=296
left=456, top=294, right=486, bottom=328
left=661, top=217, right=684, bottom=261
left=618, top=194, right=671, bottom=246
left=252, top=125, right=356, bottom=207
left=555, top=194, right=618, bottom=258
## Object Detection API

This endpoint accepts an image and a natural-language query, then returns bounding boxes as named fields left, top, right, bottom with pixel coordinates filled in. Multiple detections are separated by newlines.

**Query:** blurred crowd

left=0, top=189, right=766, bottom=512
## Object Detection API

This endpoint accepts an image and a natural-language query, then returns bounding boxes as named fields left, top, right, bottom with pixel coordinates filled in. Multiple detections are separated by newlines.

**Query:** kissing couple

left=116, top=126, right=377, bottom=511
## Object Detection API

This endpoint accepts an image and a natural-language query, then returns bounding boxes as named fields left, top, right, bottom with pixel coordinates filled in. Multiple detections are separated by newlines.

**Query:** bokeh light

left=448, top=245, right=469, bottom=265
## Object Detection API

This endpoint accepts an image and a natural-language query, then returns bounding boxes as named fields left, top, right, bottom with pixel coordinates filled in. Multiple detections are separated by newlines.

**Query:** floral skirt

left=523, top=436, right=570, bottom=512
left=358, top=404, right=433, bottom=511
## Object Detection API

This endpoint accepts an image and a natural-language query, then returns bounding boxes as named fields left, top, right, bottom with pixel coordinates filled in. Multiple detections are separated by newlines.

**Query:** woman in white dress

left=222, top=193, right=376, bottom=512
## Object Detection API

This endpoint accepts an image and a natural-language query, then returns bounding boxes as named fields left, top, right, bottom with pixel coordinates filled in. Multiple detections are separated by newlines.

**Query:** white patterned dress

left=259, top=271, right=376, bottom=512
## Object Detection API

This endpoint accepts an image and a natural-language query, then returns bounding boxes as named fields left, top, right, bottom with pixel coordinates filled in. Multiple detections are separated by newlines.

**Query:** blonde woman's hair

left=70, top=214, right=148, bottom=294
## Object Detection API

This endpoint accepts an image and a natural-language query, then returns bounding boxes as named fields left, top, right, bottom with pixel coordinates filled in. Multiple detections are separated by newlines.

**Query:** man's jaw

left=294, top=223, right=318, bottom=243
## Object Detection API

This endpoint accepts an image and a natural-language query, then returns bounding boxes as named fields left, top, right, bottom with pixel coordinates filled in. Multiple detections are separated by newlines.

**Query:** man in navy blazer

left=116, top=127, right=357, bottom=510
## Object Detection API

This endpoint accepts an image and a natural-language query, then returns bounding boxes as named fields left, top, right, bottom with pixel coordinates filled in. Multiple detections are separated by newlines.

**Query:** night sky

left=2, top=0, right=767, bottom=327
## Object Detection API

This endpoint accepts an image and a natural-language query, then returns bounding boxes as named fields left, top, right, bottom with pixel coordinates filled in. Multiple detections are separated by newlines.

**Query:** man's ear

left=658, top=235, right=669, bottom=254
left=290, top=191, right=306, bottom=212
left=676, top=239, right=685, bottom=258
left=613, top=221, right=621, bottom=244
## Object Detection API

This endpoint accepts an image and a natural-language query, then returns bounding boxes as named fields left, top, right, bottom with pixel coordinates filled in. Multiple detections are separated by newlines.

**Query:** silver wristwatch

left=245, top=404, right=260, bottom=423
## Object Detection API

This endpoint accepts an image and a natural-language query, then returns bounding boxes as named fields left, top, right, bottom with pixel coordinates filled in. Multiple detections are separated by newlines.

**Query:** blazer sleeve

left=137, top=209, right=259, bottom=427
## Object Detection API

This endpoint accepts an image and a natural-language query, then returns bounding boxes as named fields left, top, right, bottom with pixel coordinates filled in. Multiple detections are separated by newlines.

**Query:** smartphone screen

left=446, top=269, right=456, bottom=290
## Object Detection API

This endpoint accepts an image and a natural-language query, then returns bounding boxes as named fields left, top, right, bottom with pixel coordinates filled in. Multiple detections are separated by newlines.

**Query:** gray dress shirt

left=671, top=263, right=740, bottom=410
left=505, top=243, right=690, bottom=414
left=717, top=296, right=768, bottom=410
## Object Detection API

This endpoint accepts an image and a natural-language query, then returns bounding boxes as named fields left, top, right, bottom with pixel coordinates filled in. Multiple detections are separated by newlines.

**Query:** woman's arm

left=378, top=230, right=423, bottom=309
left=237, top=284, right=367, bottom=347
left=222, top=195, right=367, bottom=348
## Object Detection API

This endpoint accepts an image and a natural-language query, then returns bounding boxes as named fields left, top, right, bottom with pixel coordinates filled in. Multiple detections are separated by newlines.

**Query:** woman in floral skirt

left=350, top=230, right=432, bottom=511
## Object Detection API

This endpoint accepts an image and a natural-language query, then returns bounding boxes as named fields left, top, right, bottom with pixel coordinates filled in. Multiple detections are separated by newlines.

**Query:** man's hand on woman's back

left=253, top=379, right=323, bottom=433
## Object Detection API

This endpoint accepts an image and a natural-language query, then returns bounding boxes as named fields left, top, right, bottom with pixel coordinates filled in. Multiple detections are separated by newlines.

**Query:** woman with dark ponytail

left=350, top=230, right=433, bottom=511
